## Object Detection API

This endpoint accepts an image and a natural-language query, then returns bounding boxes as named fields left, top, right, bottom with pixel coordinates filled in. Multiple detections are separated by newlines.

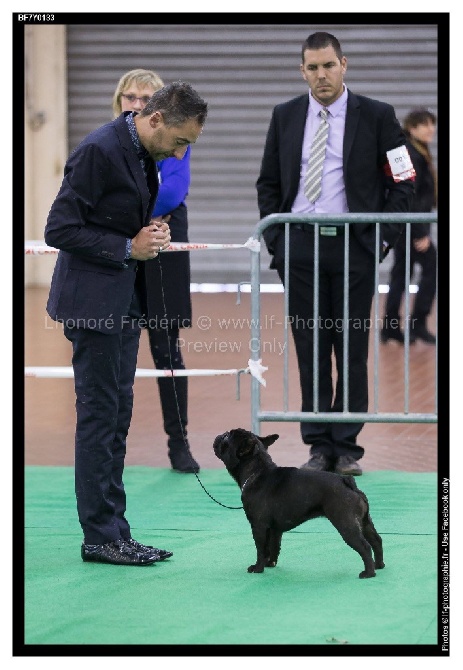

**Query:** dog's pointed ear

left=237, top=436, right=259, bottom=458
left=260, top=434, right=279, bottom=449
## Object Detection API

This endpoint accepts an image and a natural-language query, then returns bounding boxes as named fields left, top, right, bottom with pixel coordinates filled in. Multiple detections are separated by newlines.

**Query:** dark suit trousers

left=385, top=236, right=437, bottom=323
left=64, top=292, right=142, bottom=545
left=274, top=227, right=375, bottom=460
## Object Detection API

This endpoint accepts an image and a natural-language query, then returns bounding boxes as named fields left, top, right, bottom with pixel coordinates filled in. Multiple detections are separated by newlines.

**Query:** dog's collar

left=241, top=472, right=257, bottom=493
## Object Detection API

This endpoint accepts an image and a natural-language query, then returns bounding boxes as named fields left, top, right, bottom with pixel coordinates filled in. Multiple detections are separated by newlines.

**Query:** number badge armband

left=386, top=145, right=416, bottom=182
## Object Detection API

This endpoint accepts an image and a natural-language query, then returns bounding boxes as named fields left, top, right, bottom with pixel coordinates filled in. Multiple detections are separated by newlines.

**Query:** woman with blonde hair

left=113, top=69, right=200, bottom=473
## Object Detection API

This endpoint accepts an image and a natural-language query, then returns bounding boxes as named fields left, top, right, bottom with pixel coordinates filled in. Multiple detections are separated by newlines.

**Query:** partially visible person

left=45, top=81, right=208, bottom=565
left=113, top=69, right=199, bottom=473
left=256, top=32, right=414, bottom=477
left=381, top=108, right=437, bottom=345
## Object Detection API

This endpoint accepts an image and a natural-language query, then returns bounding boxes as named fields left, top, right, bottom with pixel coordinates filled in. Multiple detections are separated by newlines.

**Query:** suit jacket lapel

left=114, top=114, right=153, bottom=219
left=343, top=90, right=360, bottom=168
left=289, top=95, right=310, bottom=191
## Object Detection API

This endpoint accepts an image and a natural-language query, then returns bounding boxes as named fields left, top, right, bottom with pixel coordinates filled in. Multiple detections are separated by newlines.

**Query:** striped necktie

left=304, top=108, right=329, bottom=203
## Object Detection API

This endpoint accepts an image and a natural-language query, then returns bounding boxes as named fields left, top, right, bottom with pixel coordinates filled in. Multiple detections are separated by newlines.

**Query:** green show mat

left=23, top=467, right=438, bottom=648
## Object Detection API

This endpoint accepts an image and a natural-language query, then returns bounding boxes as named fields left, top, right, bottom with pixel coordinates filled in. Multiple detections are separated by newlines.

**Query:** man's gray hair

left=140, top=80, right=208, bottom=127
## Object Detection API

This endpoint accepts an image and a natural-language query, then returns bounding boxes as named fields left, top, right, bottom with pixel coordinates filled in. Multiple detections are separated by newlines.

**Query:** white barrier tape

left=25, top=243, right=59, bottom=256
left=25, top=366, right=246, bottom=378
left=25, top=360, right=267, bottom=386
left=25, top=237, right=261, bottom=255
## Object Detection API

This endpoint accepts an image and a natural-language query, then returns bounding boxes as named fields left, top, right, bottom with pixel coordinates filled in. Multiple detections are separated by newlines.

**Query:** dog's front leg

left=247, top=525, right=268, bottom=573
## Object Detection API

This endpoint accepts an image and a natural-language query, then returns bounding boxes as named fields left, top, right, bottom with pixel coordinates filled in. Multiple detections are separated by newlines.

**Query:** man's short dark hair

left=140, top=80, right=208, bottom=127
left=302, top=32, right=343, bottom=62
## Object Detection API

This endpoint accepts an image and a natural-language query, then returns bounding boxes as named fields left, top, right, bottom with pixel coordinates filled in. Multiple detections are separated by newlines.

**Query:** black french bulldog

left=213, top=428, right=385, bottom=579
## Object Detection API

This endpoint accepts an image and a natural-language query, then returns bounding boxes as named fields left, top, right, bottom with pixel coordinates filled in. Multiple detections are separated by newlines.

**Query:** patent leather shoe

left=125, top=538, right=173, bottom=560
left=81, top=539, right=158, bottom=565
left=335, top=455, right=363, bottom=476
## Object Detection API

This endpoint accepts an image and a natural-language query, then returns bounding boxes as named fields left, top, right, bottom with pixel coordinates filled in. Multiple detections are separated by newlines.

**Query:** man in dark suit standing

left=256, top=32, right=414, bottom=476
left=45, top=82, right=208, bottom=565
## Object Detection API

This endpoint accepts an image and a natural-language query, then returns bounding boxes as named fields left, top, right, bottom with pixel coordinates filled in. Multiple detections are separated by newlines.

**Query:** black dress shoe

left=410, top=323, right=436, bottom=344
left=125, top=538, right=173, bottom=561
left=335, top=455, right=363, bottom=476
left=300, top=454, right=330, bottom=471
left=168, top=444, right=200, bottom=473
left=380, top=327, right=404, bottom=344
left=81, top=539, right=158, bottom=565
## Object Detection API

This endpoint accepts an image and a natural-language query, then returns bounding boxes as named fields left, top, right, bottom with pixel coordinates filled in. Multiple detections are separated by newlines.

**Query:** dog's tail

left=342, top=475, right=369, bottom=507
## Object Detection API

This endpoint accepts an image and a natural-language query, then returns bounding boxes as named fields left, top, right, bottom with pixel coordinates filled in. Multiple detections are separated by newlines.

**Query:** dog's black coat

left=213, top=428, right=384, bottom=578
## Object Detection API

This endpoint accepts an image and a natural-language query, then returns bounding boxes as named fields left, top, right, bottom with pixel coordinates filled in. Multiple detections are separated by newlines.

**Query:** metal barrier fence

left=249, top=213, right=438, bottom=435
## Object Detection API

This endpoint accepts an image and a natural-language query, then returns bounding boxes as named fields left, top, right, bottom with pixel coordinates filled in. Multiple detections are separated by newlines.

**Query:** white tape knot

left=247, top=358, right=268, bottom=387
left=243, top=237, right=261, bottom=253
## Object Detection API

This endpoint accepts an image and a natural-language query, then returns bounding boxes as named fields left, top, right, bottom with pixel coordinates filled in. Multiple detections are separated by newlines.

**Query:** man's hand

left=151, top=215, right=171, bottom=226
left=130, top=221, right=171, bottom=260
left=413, top=236, right=431, bottom=253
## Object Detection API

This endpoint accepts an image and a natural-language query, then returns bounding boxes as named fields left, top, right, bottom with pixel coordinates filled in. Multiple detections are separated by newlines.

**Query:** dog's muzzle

left=213, top=431, right=240, bottom=469
left=213, top=431, right=229, bottom=454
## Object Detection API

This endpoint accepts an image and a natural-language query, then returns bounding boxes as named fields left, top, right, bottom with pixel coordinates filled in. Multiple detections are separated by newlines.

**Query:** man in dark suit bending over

left=256, top=32, right=414, bottom=476
left=45, top=82, right=208, bottom=565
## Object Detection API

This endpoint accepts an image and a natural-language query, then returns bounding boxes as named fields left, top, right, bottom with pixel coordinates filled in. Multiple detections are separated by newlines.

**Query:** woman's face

left=409, top=120, right=436, bottom=145
left=119, top=82, right=155, bottom=113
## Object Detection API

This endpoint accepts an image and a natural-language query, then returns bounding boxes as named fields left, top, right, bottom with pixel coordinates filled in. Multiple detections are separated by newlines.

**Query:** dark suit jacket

left=45, top=112, right=158, bottom=334
left=256, top=90, right=414, bottom=260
